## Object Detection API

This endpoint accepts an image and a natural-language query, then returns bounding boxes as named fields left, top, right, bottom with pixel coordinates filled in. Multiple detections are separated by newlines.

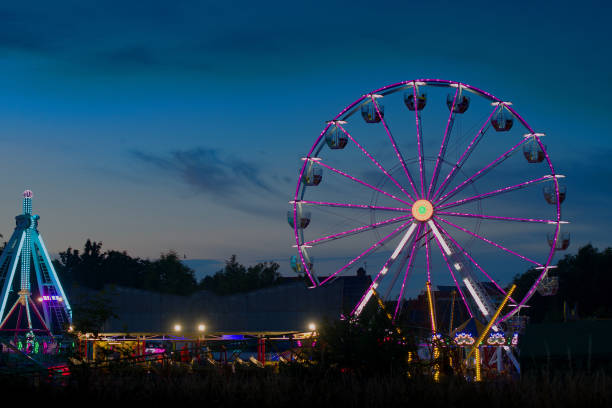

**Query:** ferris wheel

left=289, top=79, right=568, bottom=326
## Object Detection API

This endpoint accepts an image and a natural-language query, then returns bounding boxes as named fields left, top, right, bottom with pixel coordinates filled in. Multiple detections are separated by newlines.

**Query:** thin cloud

left=132, top=147, right=274, bottom=196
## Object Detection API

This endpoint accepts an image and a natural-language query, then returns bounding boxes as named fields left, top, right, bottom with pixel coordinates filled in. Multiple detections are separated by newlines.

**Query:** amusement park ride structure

left=289, top=79, right=569, bottom=376
left=0, top=191, right=72, bottom=338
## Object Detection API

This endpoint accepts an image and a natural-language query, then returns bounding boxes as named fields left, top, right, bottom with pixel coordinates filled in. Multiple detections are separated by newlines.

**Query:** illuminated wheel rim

left=290, top=79, right=565, bottom=325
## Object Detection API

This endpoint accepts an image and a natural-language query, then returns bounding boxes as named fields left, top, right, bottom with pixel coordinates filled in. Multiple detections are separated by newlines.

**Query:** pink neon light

left=435, top=211, right=556, bottom=224
left=432, top=106, right=499, bottom=201
left=425, top=226, right=432, bottom=282
left=320, top=220, right=414, bottom=285
left=413, top=84, right=426, bottom=197
left=433, top=220, right=516, bottom=304
left=432, top=231, right=474, bottom=318
left=304, top=214, right=413, bottom=246
left=393, top=224, right=424, bottom=321
left=435, top=216, right=543, bottom=266
left=437, top=176, right=549, bottom=210
left=427, top=86, right=458, bottom=198
left=435, top=137, right=529, bottom=205
left=316, top=160, right=412, bottom=206
left=297, top=200, right=411, bottom=212
left=371, top=95, right=420, bottom=198
left=337, top=124, right=415, bottom=202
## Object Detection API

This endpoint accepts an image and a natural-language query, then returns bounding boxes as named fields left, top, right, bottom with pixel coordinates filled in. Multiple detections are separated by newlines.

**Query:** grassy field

left=3, top=363, right=611, bottom=407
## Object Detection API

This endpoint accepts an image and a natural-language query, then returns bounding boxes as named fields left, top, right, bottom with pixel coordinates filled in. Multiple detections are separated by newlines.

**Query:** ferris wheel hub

left=412, top=199, right=434, bottom=222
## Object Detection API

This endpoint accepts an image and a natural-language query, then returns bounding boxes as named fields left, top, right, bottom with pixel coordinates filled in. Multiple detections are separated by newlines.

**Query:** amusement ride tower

left=0, top=190, right=71, bottom=337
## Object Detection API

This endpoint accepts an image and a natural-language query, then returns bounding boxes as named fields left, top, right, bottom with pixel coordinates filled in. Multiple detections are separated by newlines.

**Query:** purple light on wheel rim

left=316, top=160, right=412, bottom=206
left=436, top=216, right=543, bottom=266
left=319, top=219, right=414, bottom=286
left=303, top=214, right=413, bottom=246
left=337, top=124, right=415, bottom=201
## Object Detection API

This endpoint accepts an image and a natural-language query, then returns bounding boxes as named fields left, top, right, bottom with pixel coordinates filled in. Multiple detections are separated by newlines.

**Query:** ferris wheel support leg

left=352, top=222, right=418, bottom=317
left=433, top=220, right=517, bottom=304
left=430, top=224, right=474, bottom=318
left=496, top=347, right=503, bottom=372
left=393, top=224, right=424, bottom=322
left=504, top=346, right=520, bottom=374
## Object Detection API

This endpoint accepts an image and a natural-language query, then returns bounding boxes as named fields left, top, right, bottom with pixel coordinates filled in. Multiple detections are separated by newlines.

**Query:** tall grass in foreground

left=2, top=364, right=611, bottom=407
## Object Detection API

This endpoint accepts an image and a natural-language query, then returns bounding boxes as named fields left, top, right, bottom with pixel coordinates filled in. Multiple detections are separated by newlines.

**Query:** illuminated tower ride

left=0, top=190, right=72, bottom=337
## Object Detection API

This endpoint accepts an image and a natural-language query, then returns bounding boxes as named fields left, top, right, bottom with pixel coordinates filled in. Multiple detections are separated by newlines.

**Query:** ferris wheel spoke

left=295, top=200, right=411, bottom=213
left=435, top=211, right=560, bottom=224
left=432, top=105, right=500, bottom=201
left=427, top=86, right=459, bottom=198
left=319, top=220, right=414, bottom=286
left=437, top=175, right=550, bottom=210
left=435, top=216, right=543, bottom=267
left=392, top=223, right=424, bottom=322
left=413, top=84, right=427, bottom=197
left=370, top=95, right=420, bottom=198
left=430, top=227, right=474, bottom=318
left=316, top=159, right=413, bottom=206
left=303, top=214, right=413, bottom=247
left=337, top=124, right=415, bottom=202
left=435, top=137, right=529, bottom=206
left=433, top=219, right=517, bottom=304
left=351, top=222, right=419, bottom=316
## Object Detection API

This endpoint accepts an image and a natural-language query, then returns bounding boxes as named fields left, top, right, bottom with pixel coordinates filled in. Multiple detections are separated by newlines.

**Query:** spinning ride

left=0, top=191, right=72, bottom=339
left=289, top=79, right=568, bottom=331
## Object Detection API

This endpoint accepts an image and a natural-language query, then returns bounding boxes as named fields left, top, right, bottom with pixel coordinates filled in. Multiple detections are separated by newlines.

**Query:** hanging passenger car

left=404, top=92, right=427, bottom=111
left=522, top=138, right=546, bottom=163
left=303, top=162, right=322, bottom=186
left=325, top=126, right=348, bottom=149
left=287, top=209, right=311, bottom=229
left=537, top=275, right=559, bottom=296
left=543, top=182, right=566, bottom=204
left=446, top=93, right=470, bottom=113
left=361, top=99, right=384, bottom=123
left=491, top=105, right=514, bottom=131
left=547, top=232, right=570, bottom=250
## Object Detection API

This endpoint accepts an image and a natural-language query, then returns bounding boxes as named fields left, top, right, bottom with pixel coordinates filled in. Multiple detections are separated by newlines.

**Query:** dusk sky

left=0, top=1, right=609, bottom=291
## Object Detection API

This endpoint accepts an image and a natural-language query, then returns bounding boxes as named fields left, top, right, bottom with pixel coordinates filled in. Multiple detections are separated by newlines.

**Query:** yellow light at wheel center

left=412, top=199, right=434, bottom=222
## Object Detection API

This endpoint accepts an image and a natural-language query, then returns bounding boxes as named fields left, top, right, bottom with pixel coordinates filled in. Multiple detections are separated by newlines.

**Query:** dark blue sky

left=0, top=1, right=609, bottom=285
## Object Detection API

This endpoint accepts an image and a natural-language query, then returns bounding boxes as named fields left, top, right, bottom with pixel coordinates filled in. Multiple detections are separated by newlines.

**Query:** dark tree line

left=54, top=240, right=282, bottom=296
left=513, top=244, right=612, bottom=322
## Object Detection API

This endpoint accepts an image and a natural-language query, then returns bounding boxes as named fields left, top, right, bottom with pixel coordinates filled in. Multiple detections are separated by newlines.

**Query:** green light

left=418, top=206, right=426, bottom=214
